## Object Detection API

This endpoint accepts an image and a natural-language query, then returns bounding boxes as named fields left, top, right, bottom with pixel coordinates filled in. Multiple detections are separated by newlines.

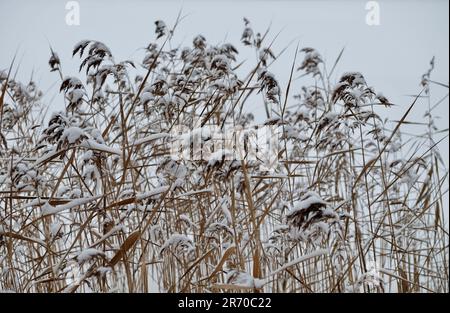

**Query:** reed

left=0, top=16, right=448, bottom=293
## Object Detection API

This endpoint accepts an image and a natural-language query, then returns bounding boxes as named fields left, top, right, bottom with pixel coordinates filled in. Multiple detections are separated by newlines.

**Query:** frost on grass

left=0, top=17, right=448, bottom=293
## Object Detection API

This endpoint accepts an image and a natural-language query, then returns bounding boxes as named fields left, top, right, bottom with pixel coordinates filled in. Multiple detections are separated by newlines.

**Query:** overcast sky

left=1, top=0, right=449, bottom=166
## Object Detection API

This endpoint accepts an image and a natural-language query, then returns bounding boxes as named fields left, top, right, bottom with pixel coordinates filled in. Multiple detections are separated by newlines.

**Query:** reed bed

left=0, top=16, right=448, bottom=293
